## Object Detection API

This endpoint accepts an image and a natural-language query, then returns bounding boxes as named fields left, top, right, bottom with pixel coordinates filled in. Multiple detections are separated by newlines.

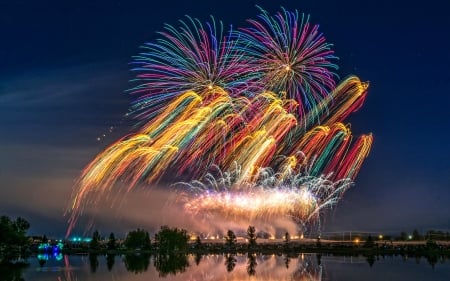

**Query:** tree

left=194, top=236, right=203, bottom=250
left=364, top=235, right=375, bottom=248
left=247, top=226, right=257, bottom=248
left=0, top=216, right=30, bottom=246
left=124, top=228, right=151, bottom=250
left=90, top=230, right=101, bottom=251
left=107, top=232, right=117, bottom=250
left=0, top=216, right=31, bottom=262
left=224, top=230, right=237, bottom=250
left=154, top=226, right=189, bottom=253
left=284, top=232, right=290, bottom=244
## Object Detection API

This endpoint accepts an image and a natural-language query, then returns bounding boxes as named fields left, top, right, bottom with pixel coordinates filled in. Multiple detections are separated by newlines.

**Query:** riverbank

left=52, top=239, right=450, bottom=257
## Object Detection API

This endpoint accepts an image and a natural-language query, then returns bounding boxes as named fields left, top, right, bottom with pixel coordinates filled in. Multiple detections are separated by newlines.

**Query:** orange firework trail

left=66, top=7, right=373, bottom=236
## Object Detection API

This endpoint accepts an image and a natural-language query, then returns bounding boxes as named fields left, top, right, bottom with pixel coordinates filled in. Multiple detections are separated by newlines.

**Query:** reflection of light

left=37, top=254, right=49, bottom=261
left=300, top=234, right=304, bottom=239
left=53, top=252, right=63, bottom=261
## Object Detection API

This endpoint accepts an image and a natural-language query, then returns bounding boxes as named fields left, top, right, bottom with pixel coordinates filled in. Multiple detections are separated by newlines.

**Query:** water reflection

left=154, top=253, right=189, bottom=277
left=88, top=253, right=99, bottom=273
left=225, top=254, right=237, bottom=272
left=106, top=253, right=115, bottom=271
left=194, top=252, right=202, bottom=266
left=246, top=253, right=257, bottom=276
left=5, top=252, right=449, bottom=281
left=0, top=262, right=27, bottom=281
left=123, top=253, right=151, bottom=273
left=178, top=254, right=322, bottom=281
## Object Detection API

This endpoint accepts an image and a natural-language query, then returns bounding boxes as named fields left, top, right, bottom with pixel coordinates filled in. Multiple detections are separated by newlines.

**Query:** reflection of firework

left=180, top=254, right=322, bottom=281
left=66, top=7, right=373, bottom=236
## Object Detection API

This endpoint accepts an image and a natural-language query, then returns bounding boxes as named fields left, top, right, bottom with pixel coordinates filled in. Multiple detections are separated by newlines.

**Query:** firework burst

left=176, top=165, right=352, bottom=227
left=129, top=16, right=260, bottom=120
left=236, top=6, right=338, bottom=120
left=66, top=7, right=373, bottom=236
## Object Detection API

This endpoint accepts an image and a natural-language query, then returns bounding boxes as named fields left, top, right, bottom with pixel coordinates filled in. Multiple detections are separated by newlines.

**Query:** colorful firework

left=176, top=165, right=352, bottom=227
left=129, top=16, right=261, bottom=120
left=236, top=6, right=338, bottom=120
left=66, top=7, right=373, bottom=236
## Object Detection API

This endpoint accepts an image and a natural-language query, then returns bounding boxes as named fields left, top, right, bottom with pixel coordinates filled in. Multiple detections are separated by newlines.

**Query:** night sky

left=1, top=0, right=449, bottom=237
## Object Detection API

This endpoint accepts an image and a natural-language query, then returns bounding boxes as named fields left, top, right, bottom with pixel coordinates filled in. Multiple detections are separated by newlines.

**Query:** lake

left=7, top=253, right=450, bottom=280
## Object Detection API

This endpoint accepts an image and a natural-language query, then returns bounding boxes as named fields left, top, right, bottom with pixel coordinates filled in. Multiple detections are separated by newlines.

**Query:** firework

left=129, top=16, right=260, bottom=120
left=236, top=6, right=338, bottom=120
left=66, top=7, right=373, bottom=236
left=177, top=165, right=352, bottom=226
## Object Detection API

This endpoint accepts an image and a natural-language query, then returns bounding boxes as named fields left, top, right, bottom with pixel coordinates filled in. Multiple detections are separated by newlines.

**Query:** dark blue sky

left=1, top=0, right=449, bottom=237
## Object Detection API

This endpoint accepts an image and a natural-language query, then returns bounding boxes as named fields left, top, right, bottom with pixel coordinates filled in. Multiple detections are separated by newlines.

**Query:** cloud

left=0, top=62, right=129, bottom=108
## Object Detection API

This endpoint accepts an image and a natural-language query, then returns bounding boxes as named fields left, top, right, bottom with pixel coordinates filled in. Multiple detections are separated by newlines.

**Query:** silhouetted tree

left=90, top=230, right=101, bottom=251
left=364, top=235, right=375, bottom=248
left=247, top=226, right=257, bottom=249
left=107, top=232, right=117, bottom=250
left=225, top=230, right=237, bottom=250
left=124, top=228, right=151, bottom=250
left=426, top=237, right=438, bottom=250
left=0, top=216, right=31, bottom=262
left=284, top=232, right=290, bottom=243
left=194, top=236, right=203, bottom=250
left=154, top=226, right=189, bottom=253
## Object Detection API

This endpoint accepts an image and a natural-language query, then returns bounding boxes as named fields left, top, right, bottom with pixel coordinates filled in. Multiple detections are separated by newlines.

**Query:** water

left=6, top=253, right=450, bottom=280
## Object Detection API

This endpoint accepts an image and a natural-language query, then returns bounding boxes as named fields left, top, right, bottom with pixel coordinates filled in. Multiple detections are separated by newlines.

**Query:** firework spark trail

left=66, top=7, right=373, bottom=236
left=177, top=165, right=352, bottom=226
left=129, top=16, right=261, bottom=120
left=236, top=6, right=338, bottom=120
